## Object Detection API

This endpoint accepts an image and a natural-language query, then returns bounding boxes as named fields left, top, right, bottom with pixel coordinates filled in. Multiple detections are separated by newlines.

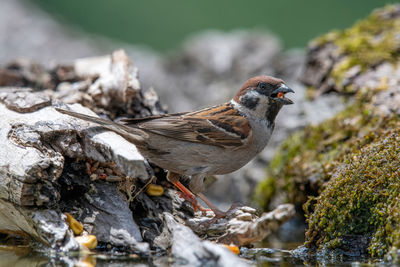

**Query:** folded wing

left=121, top=103, right=251, bottom=148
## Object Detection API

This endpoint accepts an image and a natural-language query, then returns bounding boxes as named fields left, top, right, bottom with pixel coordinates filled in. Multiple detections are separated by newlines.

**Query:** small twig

left=129, top=176, right=155, bottom=202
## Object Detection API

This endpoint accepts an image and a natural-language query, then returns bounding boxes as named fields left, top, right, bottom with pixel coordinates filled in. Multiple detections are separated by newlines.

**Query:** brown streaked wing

left=135, top=103, right=251, bottom=148
left=120, top=112, right=187, bottom=125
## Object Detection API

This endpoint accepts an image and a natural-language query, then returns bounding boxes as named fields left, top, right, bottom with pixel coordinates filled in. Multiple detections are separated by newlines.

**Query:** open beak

left=272, top=84, right=294, bottom=105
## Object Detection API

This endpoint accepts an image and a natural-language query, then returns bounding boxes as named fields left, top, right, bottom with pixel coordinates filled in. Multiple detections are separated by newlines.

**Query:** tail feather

left=55, top=108, right=144, bottom=143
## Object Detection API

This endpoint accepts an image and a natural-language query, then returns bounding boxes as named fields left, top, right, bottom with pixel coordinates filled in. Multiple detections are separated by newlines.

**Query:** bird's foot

left=189, top=205, right=230, bottom=230
left=197, top=203, right=242, bottom=228
left=210, top=203, right=239, bottom=219
left=196, top=193, right=240, bottom=220
left=167, top=173, right=210, bottom=216
left=198, top=213, right=227, bottom=228
left=176, top=191, right=209, bottom=215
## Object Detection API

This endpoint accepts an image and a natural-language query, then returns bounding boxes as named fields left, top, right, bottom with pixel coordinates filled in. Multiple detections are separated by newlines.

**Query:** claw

left=173, top=182, right=208, bottom=214
left=168, top=173, right=237, bottom=221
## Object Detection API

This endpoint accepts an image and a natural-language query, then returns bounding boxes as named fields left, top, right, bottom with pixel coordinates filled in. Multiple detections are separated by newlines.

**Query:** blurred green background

left=31, top=0, right=399, bottom=51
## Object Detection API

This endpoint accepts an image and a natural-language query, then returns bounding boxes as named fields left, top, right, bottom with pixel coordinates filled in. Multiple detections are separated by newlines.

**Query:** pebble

left=236, top=213, right=253, bottom=221
left=240, top=207, right=257, bottom=214
left=146, top=184, right=164, bottom=196
left=221, top=244, right=240, bottom=255
left=75, top=235, right=98, bottom=249
left=234, top=210, right=244, bottom=216
left=64, top=212, right=83, bottom=235
left=105, top=175, right=122, bottom=182
left=205, top=210, right=215, bottom=218
left=90, top=173, right=97, bottom=181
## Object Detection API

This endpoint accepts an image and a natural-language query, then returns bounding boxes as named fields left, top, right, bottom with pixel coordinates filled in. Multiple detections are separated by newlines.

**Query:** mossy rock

left=305, top=126, right=400, bottom=257
left=255, top=4, right=400, bottom=258
left=302, top=4, right=400, bottom=94
left=255, top=93, right=400, bottom=257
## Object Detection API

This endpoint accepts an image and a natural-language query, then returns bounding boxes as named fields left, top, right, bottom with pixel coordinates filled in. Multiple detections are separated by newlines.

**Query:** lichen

left=313, top=4, right=400, bottom=92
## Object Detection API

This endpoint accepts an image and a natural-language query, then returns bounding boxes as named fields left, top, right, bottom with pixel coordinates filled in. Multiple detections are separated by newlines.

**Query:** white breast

left=230, top=99, right=275, bottom=153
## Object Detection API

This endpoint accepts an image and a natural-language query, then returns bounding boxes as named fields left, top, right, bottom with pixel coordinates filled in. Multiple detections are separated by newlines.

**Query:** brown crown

left=233, top=76, right=284, bottom=102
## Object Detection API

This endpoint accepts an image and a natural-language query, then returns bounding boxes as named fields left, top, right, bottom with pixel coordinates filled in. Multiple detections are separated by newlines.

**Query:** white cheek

left=245, top=90, right=261, bottom=99
left=233, top=90, right=270, bottom=120
left=246, top=90, right=270, bottom=111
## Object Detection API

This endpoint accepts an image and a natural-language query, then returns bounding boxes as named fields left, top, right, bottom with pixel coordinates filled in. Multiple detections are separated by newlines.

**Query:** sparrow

left=56, top=76, right=294, bottom=218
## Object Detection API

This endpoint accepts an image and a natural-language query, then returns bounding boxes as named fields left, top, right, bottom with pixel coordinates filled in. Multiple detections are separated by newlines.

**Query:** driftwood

left=0, top=50, right=295, bottom=266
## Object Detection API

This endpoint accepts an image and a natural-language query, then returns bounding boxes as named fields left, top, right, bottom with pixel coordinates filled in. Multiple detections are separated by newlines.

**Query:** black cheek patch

left=240, top=95, right=259, bottom=110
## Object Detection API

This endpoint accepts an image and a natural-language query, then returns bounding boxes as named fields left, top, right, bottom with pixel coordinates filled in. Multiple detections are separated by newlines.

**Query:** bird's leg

left=188, top=174, right=236, bottom=219
left=197, top=192, right=231, bottom=219
left=167, top=172, right=209, bottom=214
left=189, top=174, right=231, bottom=219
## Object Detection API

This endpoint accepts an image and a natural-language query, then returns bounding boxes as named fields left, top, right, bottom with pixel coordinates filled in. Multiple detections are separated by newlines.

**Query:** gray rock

left=30, top=210, right=78, bottom=251
left=0, top=199, right=78, bottom=251
left=353, top=61, right=400, bottom=94
left=373, top=85, right=400, bottom=116
left=0, top=89, right=150, bottom=251
left=217, top=204, right=295, bottom=246
left=67, top=104, right=150, bottom=181
left=2, top=89, right=51, bottom=113
left=52, top=50, right=165, bottom=119
left=187, top=204, right=295, bottom=246
left=300, top=42, right=341, bottom=92
left=0, top=96, right=150, bottom=205
left=78, top=182, right=149, bottom=253
left=162, top=213, right=250, bottom=267
left=135, top=188, right=194, bottom=248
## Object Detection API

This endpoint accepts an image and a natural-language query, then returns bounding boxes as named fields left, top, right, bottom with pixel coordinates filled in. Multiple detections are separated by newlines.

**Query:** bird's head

left=232, top=76, right=294, bottom=121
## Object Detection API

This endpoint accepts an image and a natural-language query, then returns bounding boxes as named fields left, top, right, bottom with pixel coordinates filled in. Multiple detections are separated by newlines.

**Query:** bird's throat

left=265, top=103, right=282, bottom=123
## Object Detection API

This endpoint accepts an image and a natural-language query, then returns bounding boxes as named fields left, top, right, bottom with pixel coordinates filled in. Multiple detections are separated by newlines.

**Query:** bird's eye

left=259, top=82, right=267, bottom=89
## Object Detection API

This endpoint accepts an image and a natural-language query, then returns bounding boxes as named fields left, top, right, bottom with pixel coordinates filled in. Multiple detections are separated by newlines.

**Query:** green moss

left=313, top=5, right=400, bottom=92
left=305, top=127, right=400, bottom=257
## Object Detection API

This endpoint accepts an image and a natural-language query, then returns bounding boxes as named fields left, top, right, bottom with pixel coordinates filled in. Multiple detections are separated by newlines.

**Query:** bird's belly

left=203, top=149, right=257, bottom=175
left=141, top=139, right=259, bottom=176
left=140, top=126, right=273, bottom=176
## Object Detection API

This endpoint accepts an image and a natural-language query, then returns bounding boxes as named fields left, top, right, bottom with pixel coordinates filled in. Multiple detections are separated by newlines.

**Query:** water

left=0, top=244, right=383, bottom=266
left=0, top=223, right=379, bottom=266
